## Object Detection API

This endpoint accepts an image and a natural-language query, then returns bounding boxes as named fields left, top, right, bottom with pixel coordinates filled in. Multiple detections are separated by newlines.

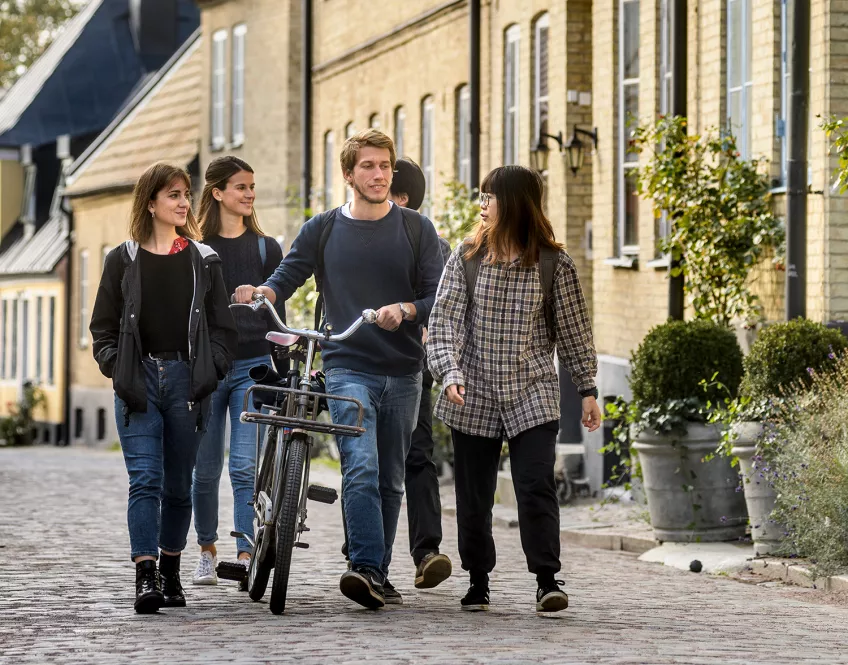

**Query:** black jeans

left=340, top=369, right=443, bottom=567
left=406, top=368, right=442, bottom=565
left=452, top=420, right=560, bottom=576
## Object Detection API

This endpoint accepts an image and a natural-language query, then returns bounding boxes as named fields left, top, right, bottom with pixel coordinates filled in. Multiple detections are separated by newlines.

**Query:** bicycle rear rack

left=241, top=384, right=366, bottom=438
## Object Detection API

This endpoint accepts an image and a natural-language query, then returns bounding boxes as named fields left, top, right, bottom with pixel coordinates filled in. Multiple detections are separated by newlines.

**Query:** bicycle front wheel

left=247, top=425, right=278, bottom=602
left=269, top=434, right=307, bottom=615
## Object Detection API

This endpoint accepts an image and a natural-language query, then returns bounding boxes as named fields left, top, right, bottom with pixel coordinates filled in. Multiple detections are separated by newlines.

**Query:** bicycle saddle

left=267, top=332, right=301, bottom=347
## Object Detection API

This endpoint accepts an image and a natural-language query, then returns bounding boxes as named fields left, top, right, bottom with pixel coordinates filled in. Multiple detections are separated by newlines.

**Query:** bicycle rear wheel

left=268, top=433, right=307, bottom=615
left=247, top=425, right=278, bottom=601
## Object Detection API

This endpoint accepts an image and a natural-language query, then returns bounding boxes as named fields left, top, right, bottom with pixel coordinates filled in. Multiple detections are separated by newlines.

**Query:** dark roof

left=0, top=0, right=199, bottom=149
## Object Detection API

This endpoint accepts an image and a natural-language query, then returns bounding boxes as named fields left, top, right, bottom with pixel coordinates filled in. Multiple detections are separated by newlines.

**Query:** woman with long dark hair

left=427, top=165, right=601, bottom=614
left=90, top=163, right=238, bottom=614
left=191, top=156, right=283, bottom=587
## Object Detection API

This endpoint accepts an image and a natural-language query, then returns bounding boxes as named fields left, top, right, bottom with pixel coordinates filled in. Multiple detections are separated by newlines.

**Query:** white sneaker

left=192, top=551, right=218, bottom=585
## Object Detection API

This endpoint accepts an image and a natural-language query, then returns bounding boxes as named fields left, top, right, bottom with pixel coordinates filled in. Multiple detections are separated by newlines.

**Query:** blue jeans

left=325, top=368, right=422, bottom=581
left=116, top=359, right=207, bottom=560
left=192, top=355, right=267, bottom=555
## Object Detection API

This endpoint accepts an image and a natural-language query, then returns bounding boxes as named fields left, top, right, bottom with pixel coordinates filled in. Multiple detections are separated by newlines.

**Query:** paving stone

left=3, top=447, right=848, bottom=664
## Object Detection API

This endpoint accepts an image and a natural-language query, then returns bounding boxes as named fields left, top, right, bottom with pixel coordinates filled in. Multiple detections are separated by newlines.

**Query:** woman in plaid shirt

left=428, top=165, right=601, bottom=614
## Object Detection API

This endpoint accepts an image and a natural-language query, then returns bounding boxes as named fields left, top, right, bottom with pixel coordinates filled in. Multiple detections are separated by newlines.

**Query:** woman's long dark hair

left=464, top=165, right=562, bottom=267
left=199, top=155, right=265, bottom=239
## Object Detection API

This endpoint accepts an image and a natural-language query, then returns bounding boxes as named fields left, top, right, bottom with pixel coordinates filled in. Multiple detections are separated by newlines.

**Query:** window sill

left=210, top=143, right=225, bottom=153
left=646, top=255, right=671, bottom=270
left=604, top=256, right=638, bottom=270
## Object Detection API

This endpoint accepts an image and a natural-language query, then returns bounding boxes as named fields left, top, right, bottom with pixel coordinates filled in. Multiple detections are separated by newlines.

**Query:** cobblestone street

left=2, top=447, right=848, bottom=664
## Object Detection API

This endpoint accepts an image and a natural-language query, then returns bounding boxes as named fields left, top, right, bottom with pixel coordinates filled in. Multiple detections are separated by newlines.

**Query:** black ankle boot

left=159, top=553, right=186, bottom=608
left=134, top=560, right=164, bottom=614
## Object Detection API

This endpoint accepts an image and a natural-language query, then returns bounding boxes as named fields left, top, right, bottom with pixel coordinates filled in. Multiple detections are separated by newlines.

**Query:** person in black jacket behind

left=90, top=162, right=238, bottom=615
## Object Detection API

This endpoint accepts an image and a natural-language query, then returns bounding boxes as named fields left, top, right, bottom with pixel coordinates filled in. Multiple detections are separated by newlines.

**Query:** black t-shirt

left=205, top=230, right=284, bottom=359
left=138, top=247, right=193, bottom=354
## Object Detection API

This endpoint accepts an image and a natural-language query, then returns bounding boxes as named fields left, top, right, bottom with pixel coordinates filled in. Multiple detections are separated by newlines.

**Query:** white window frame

left=0, top=299, right=6, bottom=380
left=394, top=107, right=405, bottom=157
left=324, top=130, right=335, bottom=210
left=35, top=295, right=42, bottom=382
left=457, top=85, right=471, bottom=189
left=504, top=25, right=521, bottom=165
left=657, top=0, right=672, bottom=245
left=10, top=299, right=17, bottom=379
left=211, top=29, right=228, bottom=151
left=47, top=297, right=55, bottom=385
left=421, top=96, right=435, bottom=218
left=232, top=24, right=247, bottom=146
left=79, top=250, right=89, bottom=349
left=533, top=13, right=550, bottom=150
left=345, top=122, right=356, bottom=202
left=21, top=298, right=29, bottom=381
left=618, top=0, right=640, bottom=256
left=727, top=0, right=752, bottom=159
left=369, top=113, right=380, bottom=129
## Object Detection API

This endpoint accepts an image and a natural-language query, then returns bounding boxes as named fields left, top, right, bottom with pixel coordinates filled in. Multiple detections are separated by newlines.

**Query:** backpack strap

left=313, top=209, right=339, bottom=330
left=399, top=208, right=423, bottom=294
left=462, top=242, right=482, bottom=306
left=539, top=248, right=559, bottom=343
left=258, top=235, right=267, bottom=273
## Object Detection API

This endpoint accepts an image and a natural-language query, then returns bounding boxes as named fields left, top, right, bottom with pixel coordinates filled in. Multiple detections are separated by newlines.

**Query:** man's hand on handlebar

left=233, top=285, right=277, bottom=305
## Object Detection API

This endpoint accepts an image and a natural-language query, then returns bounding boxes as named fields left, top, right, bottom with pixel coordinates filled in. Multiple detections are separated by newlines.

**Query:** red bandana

left=169, top=237, right=189, bottom=255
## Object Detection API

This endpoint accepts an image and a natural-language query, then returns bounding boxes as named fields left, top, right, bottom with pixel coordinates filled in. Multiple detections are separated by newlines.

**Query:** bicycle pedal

left=307, top=484, right=338, bottom=504
left=216, top=561, right=248, bottom=582
left=294, top=542, right=310, bottom=549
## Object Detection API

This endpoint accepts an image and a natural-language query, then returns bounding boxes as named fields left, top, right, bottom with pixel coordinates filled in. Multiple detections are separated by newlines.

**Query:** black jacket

left=90, top=240, right=238, bottom=419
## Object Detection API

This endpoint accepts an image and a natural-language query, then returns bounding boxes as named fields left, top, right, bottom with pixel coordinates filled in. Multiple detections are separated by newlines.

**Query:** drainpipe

left=469, top=0, right=481, bottom=194
left=61, top=200, right=73, bottom=446
left=786, top=0, right=810, bottom=320
left=301, top=0, right=313, bottom=222
left=668, top=0, right=687, bottom=320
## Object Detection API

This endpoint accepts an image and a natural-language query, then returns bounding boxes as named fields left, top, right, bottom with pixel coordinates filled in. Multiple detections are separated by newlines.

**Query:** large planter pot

left=633, top=423, right=748, bottom=542
left=731, top=421, right=782, bottom=556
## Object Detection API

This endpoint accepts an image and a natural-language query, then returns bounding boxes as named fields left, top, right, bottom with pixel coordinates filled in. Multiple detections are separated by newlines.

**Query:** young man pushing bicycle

left=233, top=129, right=444, bottom=608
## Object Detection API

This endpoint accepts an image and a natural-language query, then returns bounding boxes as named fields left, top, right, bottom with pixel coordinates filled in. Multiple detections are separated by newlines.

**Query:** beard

left=352, top=180, right=389, bottom=205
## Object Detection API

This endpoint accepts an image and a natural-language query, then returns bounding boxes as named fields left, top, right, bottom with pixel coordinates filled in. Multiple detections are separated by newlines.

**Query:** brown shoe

left=414, top=553, right=452, bottom=589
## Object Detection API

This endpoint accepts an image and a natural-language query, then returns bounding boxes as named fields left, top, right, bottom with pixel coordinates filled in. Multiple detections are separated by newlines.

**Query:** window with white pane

left=345, top=122, right=356, bottom=202
left=456, top=85, right=471, bottom=189
left=394, top=106, right=405, bottom=157
left=211, top=29, right=228, bottom=150
left=369, top=113, right=380, bottom=129
left=324, top=130, right=335, bottom=210
left=35, top=296, right=42, bottom=381
left=0, top=300, right=6, bottom=379
left=727, top=0, right=752, bottom=159
left=48, top=297, right=55, bottom=384
left=421, top=96, right=435, bottom=217
left=533, top=14, right=549, bottom=150
left=618, top=0, right=640, bottom=255
left=232, top=24, right=246, bottom=146
left=503, top=25, right=520, bottom=165
left=79, top=250, right=89, bottom=348
left=657, top=0, right=672, bottom=244
left=21, top=299, right=29, bottom=380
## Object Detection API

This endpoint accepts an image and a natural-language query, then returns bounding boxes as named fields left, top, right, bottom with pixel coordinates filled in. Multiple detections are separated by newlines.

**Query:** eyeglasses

left=479, top=192, right=495, bottom=207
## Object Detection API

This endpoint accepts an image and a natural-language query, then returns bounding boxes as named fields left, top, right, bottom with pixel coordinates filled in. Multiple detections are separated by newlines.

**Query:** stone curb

left=442, top=505, right=657, bottom=554
left=747, top=558, right=848, bottom=591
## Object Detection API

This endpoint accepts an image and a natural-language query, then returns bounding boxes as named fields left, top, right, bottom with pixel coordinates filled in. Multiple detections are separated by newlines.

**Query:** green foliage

left=629, top=319, right=744, bottom=408
left=286, top=276, right=319, bottom=332
left=0, top=0, right=80, bottom=89
left=740, top=319, right=847, bottom=400
left=766, top=353, right=848, bottom=577
left=434, top=180, right=478, bottom=248
left=631, top=116, right=784, bottom=326
left=822, top=115, right=848, bottom=194
left=0, top=382, right=46, bottom=446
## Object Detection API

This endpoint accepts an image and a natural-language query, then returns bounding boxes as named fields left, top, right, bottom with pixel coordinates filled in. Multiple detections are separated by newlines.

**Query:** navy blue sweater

left=263, top=204, right=444, bottom=376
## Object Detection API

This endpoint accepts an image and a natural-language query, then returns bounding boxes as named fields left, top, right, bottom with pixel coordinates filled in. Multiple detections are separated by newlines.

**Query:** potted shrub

left=727, top=319, right=847, bottom=554
left=617, top=319, right=747, bottom=542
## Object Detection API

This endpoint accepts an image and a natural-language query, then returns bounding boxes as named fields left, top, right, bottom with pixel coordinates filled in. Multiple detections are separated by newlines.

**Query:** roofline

left=63, top=181, right=135, bottom=200
left=65, top=29, right=202, bottom=187
left=0, top=0, right=105, bottom=138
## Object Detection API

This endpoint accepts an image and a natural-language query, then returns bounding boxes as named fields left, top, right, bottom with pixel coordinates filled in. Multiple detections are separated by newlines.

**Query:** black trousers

left=405, top=368, right=443, bottom=565
left=452, top=420, right=561, bottom=576
left=341, top=368, right=443, bottom=566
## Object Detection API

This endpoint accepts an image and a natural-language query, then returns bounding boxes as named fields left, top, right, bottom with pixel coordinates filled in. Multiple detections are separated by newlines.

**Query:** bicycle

left=227, top=293, right=377, bottom=615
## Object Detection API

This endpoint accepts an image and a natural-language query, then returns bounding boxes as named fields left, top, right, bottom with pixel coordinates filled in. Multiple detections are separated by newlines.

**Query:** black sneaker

left=536, top=580, right=569, bottom=612
left=383, top=580, right=403, bottom=605
left=414, top=552, right=452, bottom=589
left=159, top=555, right=186, bottom=608
left=134, top=560, right=164, bottom=614
left=460, top=583, right=490, bottom=612
left=339, top=568, right=385, bottom=609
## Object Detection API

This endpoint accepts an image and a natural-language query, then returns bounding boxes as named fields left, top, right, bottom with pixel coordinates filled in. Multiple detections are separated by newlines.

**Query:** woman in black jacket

left=90, top=162, right=238, bottom=614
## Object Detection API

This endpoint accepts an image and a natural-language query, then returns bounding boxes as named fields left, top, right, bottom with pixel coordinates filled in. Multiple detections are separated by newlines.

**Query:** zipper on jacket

left=187, top=260, right=197, bottom=411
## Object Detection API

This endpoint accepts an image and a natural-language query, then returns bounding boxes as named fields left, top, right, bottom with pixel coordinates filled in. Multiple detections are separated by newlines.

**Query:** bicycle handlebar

left=229, top=293, right=377, bottom=342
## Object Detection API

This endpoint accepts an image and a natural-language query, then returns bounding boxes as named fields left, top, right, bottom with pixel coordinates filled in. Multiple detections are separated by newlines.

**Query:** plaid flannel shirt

left=428, top=246, right=597, bottom=439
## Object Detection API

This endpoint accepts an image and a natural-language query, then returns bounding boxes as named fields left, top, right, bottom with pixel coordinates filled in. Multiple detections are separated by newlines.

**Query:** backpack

left=258, top=235, right=268, bottom=274
left=312, top=206, right=423, bottom=329
left=462, top=245, right=559, bottom=343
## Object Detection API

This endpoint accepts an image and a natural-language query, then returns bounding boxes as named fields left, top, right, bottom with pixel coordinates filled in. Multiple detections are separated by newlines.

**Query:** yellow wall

left=0, top=159, right=23, bottom=239
left=0, top=277, right=66, bottom=424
